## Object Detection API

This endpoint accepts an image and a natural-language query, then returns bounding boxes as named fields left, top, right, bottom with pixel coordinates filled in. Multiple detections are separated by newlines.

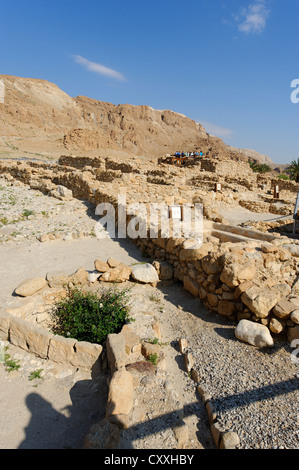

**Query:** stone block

left=14, top=277, right=48, bottom=297
left=106, top=333, right=126, bottom=373
left=0, top=310, right=11, bottom=340
left=72, top=341, right=103, bottom=371
left=106, top=369, right=134, bottom=417
left=48, top=335, right=77, bottom=364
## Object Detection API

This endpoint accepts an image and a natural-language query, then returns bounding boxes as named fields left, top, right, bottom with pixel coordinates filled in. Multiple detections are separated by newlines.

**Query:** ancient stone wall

left=0, top=158, right=298, bottom=341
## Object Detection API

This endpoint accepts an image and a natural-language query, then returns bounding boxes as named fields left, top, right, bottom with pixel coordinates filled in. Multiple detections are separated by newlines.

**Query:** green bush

left=50, top=286, right=133, bottom=345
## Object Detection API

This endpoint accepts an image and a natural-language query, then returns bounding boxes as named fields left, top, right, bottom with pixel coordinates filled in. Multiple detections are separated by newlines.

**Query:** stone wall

left=134, top=233, right=299, bottom=340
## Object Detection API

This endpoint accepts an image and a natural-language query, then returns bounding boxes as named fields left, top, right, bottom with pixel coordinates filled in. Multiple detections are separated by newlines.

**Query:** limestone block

left=6, top=297, right=40, bottom=320
left=48, top=335, right=77, bottom=364
left=107, top=257, right=120, bottom=268
left=241, top=286, right=281, bottom=318
left=15, top=277, right=48, bottom=297
left=0, top=310, right=11, bottom=340
left=159, top=262, right=173, bottom=280
left=220, top=260, right=256, bottom=289
left=69, top=267, right=89, bottom=285
left=235, top=319, right=274, bottom=347
left=220, top=432, right=240, bottom=449
left=46, top=271, right=70, bottom=288
left=273, top=300, right=298, bottom=320
left=179, top=241, right=212, bottom=263
left=94, top=259, right=110, bottom=272
left=106, top=369, right=134, bottom=417
left=121, top=325, right=140, bottom=355
left=72, top=341, right=103, bottom=370
left=26, top=325, right=54, bottom=358
left=101, top=264, right=132, bottom=283
left=183, top=275, right=199, bottom=297
left=290, top=309, right=299, bottom=324
left=217, top=300, right=235, bottom=317
left=141, top=342, right=161, bottom=360
left=179, top=338, right=188, bottom=353
left=106, top=333, right=126, bottom=373
left=131, top=263, right=159, bottom=284
left=57, top=185, right=73, bottom=198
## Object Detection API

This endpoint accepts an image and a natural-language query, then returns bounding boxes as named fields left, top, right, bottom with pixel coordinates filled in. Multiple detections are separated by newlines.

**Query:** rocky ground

left=0, top=178, right=298, bottom=450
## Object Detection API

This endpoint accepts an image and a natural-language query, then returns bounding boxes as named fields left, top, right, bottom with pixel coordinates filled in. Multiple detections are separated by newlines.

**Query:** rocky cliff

left=0, top=74, right=275, bottom=165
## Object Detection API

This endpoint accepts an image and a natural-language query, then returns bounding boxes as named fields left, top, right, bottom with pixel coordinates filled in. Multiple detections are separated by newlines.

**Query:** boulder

left=269, top=317, right=285, bottom=334
left=94, top=259, right=110, bottom=272
left=106, top=333, right=127, bottom=373
left=290, top=309, right=299, bottom=325
left=57, top=185, right=73, bottom=198
left=220, top=260, right=256, bottom=289
left=69, top=267, right=89, bottom=285
left=100, top=263, right=132, bottom=283
left=15, top=277, right=47, bottom=297
left=235, top=319, right=274, bottom=347
left=273, top=300, right=298, bottom=319
left=183, top=276, right=199, bottom=297
left=106, top=369, right=134, bottom=417
left=131, top=263, right=159, bottom=284
left=241, top=286, right=281, bottom=318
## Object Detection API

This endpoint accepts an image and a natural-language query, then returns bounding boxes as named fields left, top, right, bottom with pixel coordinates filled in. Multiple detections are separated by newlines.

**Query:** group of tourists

left=174, top=151, right=204, bottom=158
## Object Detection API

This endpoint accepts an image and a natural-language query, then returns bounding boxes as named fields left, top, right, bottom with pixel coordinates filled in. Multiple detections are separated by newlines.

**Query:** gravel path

left=137, top=284, right=299, bottom=449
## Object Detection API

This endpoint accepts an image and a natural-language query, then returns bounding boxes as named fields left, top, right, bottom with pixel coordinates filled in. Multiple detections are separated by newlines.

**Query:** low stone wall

left=0, top=310, right=103, bottom=373
left=1, top=158, right=299, bottom=342
left=134, top=235, right=299, bottom=341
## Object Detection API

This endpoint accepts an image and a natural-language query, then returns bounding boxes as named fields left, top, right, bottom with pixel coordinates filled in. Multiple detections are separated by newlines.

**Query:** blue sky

left=0, top=0, right=298, bottom=164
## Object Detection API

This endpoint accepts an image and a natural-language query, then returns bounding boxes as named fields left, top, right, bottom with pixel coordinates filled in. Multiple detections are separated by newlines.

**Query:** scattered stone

left=14, top=277, right=48, bottom=297
left=220, top=431, right=240, bottom=449
left=290, top=309, right=299, bottom=325
left=131, top=263, right=159, bottom=284
left=179, top=338, right=188, bottom=354
left=235, top=319, right=274, bottom=347
left=94, top=259, right=110, bottom=272
left=184, top=352, right=194, bottom=373
left=273, top=300, right=298, bottom=320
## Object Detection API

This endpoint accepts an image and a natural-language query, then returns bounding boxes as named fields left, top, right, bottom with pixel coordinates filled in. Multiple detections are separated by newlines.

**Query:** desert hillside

left=0, top=74, right=276, bottom=166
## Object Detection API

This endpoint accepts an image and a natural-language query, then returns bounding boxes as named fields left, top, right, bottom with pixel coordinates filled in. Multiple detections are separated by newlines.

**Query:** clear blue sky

left=1, top=0, right=298, bottom=164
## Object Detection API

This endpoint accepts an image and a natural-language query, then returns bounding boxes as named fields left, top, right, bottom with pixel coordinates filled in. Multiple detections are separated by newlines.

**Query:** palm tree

left=286, top=158, right=299, bottom=183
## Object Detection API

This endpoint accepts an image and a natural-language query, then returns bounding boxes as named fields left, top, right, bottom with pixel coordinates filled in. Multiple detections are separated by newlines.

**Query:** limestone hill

left=0, top=75, right=276, bottom=166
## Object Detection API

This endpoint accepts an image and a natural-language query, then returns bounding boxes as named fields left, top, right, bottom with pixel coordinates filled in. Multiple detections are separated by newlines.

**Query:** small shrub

left=2, top=347, right=21, bottom=372
left=50, top=286, right=133, bottom=345
left=277, top=173, right=289, bottom=180
left=29, top=369, right=44, bottom=381
left=22, top=209, right=34, bottom=219
left=148, top=353, right=158, bottom=365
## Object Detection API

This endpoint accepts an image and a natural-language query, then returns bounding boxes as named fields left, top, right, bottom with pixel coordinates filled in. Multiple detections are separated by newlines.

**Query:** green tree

left=249, top=161, right=271, bottom=174
left=286, top=158, right=299, bottom=183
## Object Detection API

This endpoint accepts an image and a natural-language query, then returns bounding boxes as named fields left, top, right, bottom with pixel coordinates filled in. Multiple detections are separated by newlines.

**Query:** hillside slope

left=0, top=75, right=275, bottom=165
